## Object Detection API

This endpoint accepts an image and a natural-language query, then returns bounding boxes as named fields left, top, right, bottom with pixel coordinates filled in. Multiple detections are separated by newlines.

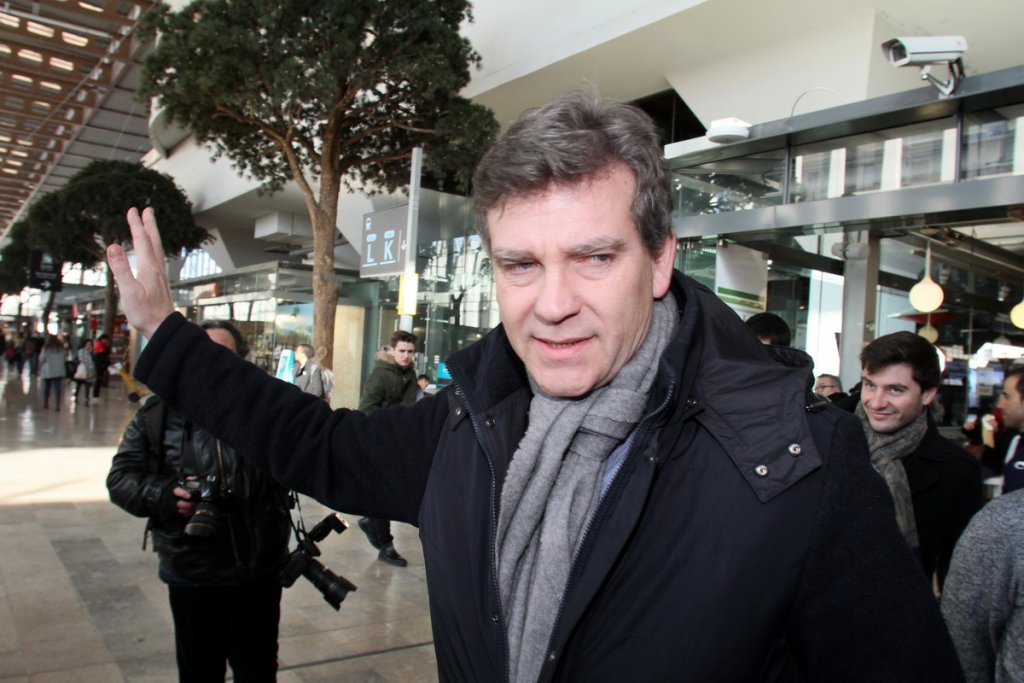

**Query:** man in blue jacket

left=108, top=90, right=963, bottom=682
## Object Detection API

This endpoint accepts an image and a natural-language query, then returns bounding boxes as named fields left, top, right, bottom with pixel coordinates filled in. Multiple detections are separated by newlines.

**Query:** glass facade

left=666, top=97, right=1024, bottom=429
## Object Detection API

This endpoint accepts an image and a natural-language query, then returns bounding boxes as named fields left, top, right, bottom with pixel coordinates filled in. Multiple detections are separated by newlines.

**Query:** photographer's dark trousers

left=167, top=574, right=281, bottom=683
left=362, top=517, right=394, bottom=548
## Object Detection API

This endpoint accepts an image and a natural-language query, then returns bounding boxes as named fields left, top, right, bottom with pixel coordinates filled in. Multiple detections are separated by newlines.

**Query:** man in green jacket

left=356, top=329, right=418, bottom=566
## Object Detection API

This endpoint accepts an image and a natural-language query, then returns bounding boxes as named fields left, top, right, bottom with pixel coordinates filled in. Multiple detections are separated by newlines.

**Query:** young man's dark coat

left=902, top=416, right=985, bottom=586
left=134, top=271, right=963, bottom=682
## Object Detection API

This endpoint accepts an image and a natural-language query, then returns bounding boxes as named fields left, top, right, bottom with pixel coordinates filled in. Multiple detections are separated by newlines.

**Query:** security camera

left=881, top=36, right=967, bottom=98
left=881, top=36, right=967, bottom=67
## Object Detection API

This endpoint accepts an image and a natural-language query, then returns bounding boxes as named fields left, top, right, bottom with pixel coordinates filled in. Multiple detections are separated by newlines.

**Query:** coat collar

left=447, top=270, right=823, bottom=502
left=658, top=272, right=823, bottom=502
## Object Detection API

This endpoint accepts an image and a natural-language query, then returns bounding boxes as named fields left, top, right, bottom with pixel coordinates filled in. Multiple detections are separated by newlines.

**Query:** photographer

left=107, top=321, right=290, bottom=683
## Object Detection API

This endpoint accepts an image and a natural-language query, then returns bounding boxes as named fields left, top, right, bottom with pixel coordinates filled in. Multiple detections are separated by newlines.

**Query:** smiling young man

left=996, top=367, right=1024, bottom=493
left=108, top=91, right=963, bottom=682
left=856, top=331, right=984, bottom=588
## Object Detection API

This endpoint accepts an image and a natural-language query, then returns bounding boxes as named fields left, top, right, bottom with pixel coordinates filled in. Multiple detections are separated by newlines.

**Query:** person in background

left=814, top=373, right=849, bottom=403
left=107, top=320, right=291, bottom=683
left=745, top=312, right=792, bottom=346
left=416, top=373, right=433, bottom=401
left=4, top=334, right=20, bottom=373
left=71, top=339, right=97, bottom=406
left=92, top=333, right=111, bottom=402
left=941, top=488, right=1024, bottom=683
left=39, top=334, right=67, bottom=410
left=355, top=329, right=418, bottom=567
left=853, top=331, right=984, bottom=589
left=996, top=367, right=1024, bottom=494
left=108, top=90, right=964, bottom=682
left=23, top=334, right=41, bottom=377
left=293, top=343, right=326, bottom=399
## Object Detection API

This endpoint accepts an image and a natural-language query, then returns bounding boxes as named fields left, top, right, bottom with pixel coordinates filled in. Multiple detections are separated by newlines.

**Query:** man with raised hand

left=108, top=90, right=962, bottom=683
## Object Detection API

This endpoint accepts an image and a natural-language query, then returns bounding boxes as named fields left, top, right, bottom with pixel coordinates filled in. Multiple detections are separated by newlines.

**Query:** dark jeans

left=42, top=377, right=63, bottom=406
left=72, top=379, right=90, bottom=403
left=92, top=361, right=108, bottom=398
left=167, top=575, right=281, bottom=683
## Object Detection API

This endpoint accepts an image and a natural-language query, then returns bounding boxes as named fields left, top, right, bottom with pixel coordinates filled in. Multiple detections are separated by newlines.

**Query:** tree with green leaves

left=0, top=221, right=31, bottom=307
left=29, top=160, right=207, bottom=337
left=137, top=0, right=498, bottom=367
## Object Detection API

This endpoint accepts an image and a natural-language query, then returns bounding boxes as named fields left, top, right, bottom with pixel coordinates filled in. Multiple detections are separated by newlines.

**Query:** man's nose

left=534, top=267, right=580, bottom=324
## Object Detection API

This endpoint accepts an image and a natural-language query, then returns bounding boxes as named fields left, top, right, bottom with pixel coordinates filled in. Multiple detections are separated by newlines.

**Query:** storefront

left=665, top=65, right=1024, bottom=427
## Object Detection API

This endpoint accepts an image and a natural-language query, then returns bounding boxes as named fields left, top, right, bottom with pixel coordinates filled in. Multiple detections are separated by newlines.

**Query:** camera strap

left=142, top=399, right=168, bottom=551
left=145, top=399, right=169, bottom=474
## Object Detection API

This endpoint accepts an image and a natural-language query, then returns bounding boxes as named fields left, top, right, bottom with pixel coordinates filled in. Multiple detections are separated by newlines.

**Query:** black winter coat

left=107, top=399, right=291, bottom=583
left=903, top=418, right=984, bottom=586
left=135, top=271, right=963, bottom=682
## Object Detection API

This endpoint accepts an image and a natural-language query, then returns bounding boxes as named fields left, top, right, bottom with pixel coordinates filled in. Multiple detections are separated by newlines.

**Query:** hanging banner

left=714, top=244, right=767, bottom=317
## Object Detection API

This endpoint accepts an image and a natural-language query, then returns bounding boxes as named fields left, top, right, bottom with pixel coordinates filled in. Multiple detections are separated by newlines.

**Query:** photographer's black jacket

left=134, top=271, right=963, bottom=682
left=107, top=400, right=291, bottom=583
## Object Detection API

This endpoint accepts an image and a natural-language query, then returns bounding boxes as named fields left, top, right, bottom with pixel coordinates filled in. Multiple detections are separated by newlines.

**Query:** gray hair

left=471, top=89, right=673, bottom=256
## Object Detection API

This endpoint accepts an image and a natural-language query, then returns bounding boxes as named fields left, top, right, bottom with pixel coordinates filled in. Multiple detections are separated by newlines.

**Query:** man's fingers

left=106, top=242, right=136, bottom=289
left=126, top=207, right=160, bottom=266
left=139, top=206, right=165, bottom=265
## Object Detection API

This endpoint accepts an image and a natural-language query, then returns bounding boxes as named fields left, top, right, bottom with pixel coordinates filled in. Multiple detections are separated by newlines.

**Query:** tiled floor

left=0, top=365, right=437, bottom=682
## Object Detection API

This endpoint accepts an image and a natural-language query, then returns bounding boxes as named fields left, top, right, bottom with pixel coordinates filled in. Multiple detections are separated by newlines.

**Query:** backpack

left=319, top=366, right=334, bottom=400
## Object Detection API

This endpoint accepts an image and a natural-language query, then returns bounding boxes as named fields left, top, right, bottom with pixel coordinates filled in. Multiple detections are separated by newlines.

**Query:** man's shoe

left=378, top=543, right=408, bottom=567
left=357, top=517, right=381, bottom=550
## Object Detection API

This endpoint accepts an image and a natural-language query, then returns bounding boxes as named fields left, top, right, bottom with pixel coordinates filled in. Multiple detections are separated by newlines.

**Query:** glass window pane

left=962, top=104, right=1024, bottom=180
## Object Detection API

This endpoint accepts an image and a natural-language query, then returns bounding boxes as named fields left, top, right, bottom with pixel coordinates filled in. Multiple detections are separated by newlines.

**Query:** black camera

left=179, top=475, right=222, bottom=538
left=279, top=513, right=357, bottom=610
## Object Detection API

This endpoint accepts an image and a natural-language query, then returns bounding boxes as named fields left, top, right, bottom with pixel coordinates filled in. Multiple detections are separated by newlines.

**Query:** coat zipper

left=448, top=364, right=512, bottom=683
left=540, top=381, right=676, bottom=677
left=214, top=439, right=241, bottom=566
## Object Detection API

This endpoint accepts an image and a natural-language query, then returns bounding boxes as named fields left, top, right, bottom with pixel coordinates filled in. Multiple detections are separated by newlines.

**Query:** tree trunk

left=103, top=268, right=117, bottom=338
left=41, top=288, right=56, bottom=331
left=309, top=205, right=339, bottom=371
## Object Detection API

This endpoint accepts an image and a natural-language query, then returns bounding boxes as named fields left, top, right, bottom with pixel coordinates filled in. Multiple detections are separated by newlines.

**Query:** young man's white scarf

left=496, top=293, right=676, bottom=683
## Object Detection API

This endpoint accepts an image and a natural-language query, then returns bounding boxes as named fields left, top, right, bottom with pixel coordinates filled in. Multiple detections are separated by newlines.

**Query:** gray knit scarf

left=496, top=293, right=677, bottom=683
left=855, top=402, right=927, bottom=550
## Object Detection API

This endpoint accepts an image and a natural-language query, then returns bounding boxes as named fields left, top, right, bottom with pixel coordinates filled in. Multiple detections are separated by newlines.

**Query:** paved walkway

left=0, top=365, right=436, bottom=682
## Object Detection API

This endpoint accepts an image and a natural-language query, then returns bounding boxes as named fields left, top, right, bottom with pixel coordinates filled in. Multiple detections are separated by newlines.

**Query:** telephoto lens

left=302, top=559, right=357, bottom=610
left=279, top=512, right=357, bottom=610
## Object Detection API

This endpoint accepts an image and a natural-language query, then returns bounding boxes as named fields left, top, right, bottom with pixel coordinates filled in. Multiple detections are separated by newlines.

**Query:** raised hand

left=106, top=207, right=176, bottom=339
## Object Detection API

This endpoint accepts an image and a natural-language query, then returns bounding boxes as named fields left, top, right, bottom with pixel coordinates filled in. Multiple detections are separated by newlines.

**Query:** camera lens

left=184, top=502, right=217, bottom=537
left=302, top=558, right=357, bottom=610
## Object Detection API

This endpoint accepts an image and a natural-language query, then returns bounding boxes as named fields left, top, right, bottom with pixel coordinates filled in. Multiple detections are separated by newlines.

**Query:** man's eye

left=586, top=254, right=612, bottom=264
left=504, top=262, right=534, bottom=273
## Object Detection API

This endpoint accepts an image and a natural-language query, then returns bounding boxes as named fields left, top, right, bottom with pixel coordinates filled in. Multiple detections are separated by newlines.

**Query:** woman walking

left=71, top=339, right=96, bottom=406
left=39, top=335, right=67, bottom=410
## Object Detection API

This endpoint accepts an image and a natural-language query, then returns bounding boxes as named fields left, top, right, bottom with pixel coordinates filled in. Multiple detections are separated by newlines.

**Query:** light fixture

left=398, top=271, right=419, bottom=316
left=908, top=242, right=944, bottom=313
left=706, top=118, right=751, bottom=144
left=1012, top=290, right=1024, bottom=329
left=918, top=312, right=939, bottom=343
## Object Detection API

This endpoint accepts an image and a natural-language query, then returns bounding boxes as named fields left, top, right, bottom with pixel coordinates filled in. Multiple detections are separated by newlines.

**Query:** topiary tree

left=0, top=220, right=31, bottom=308
left=30, top=160, right=208, bottom=336
left=136, top=0, right=498, bottom=367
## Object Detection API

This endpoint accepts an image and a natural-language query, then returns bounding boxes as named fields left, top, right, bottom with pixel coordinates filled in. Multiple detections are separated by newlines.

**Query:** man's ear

left=652, top=233, right=677, bottom=298
left=921, top=386, right=939, bottom=407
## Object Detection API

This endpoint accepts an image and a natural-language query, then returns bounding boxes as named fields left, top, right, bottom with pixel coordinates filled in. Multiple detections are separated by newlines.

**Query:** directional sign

left=359, top=205, right=409, bottom=278
left=28, top=250, right=63, bottom=292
